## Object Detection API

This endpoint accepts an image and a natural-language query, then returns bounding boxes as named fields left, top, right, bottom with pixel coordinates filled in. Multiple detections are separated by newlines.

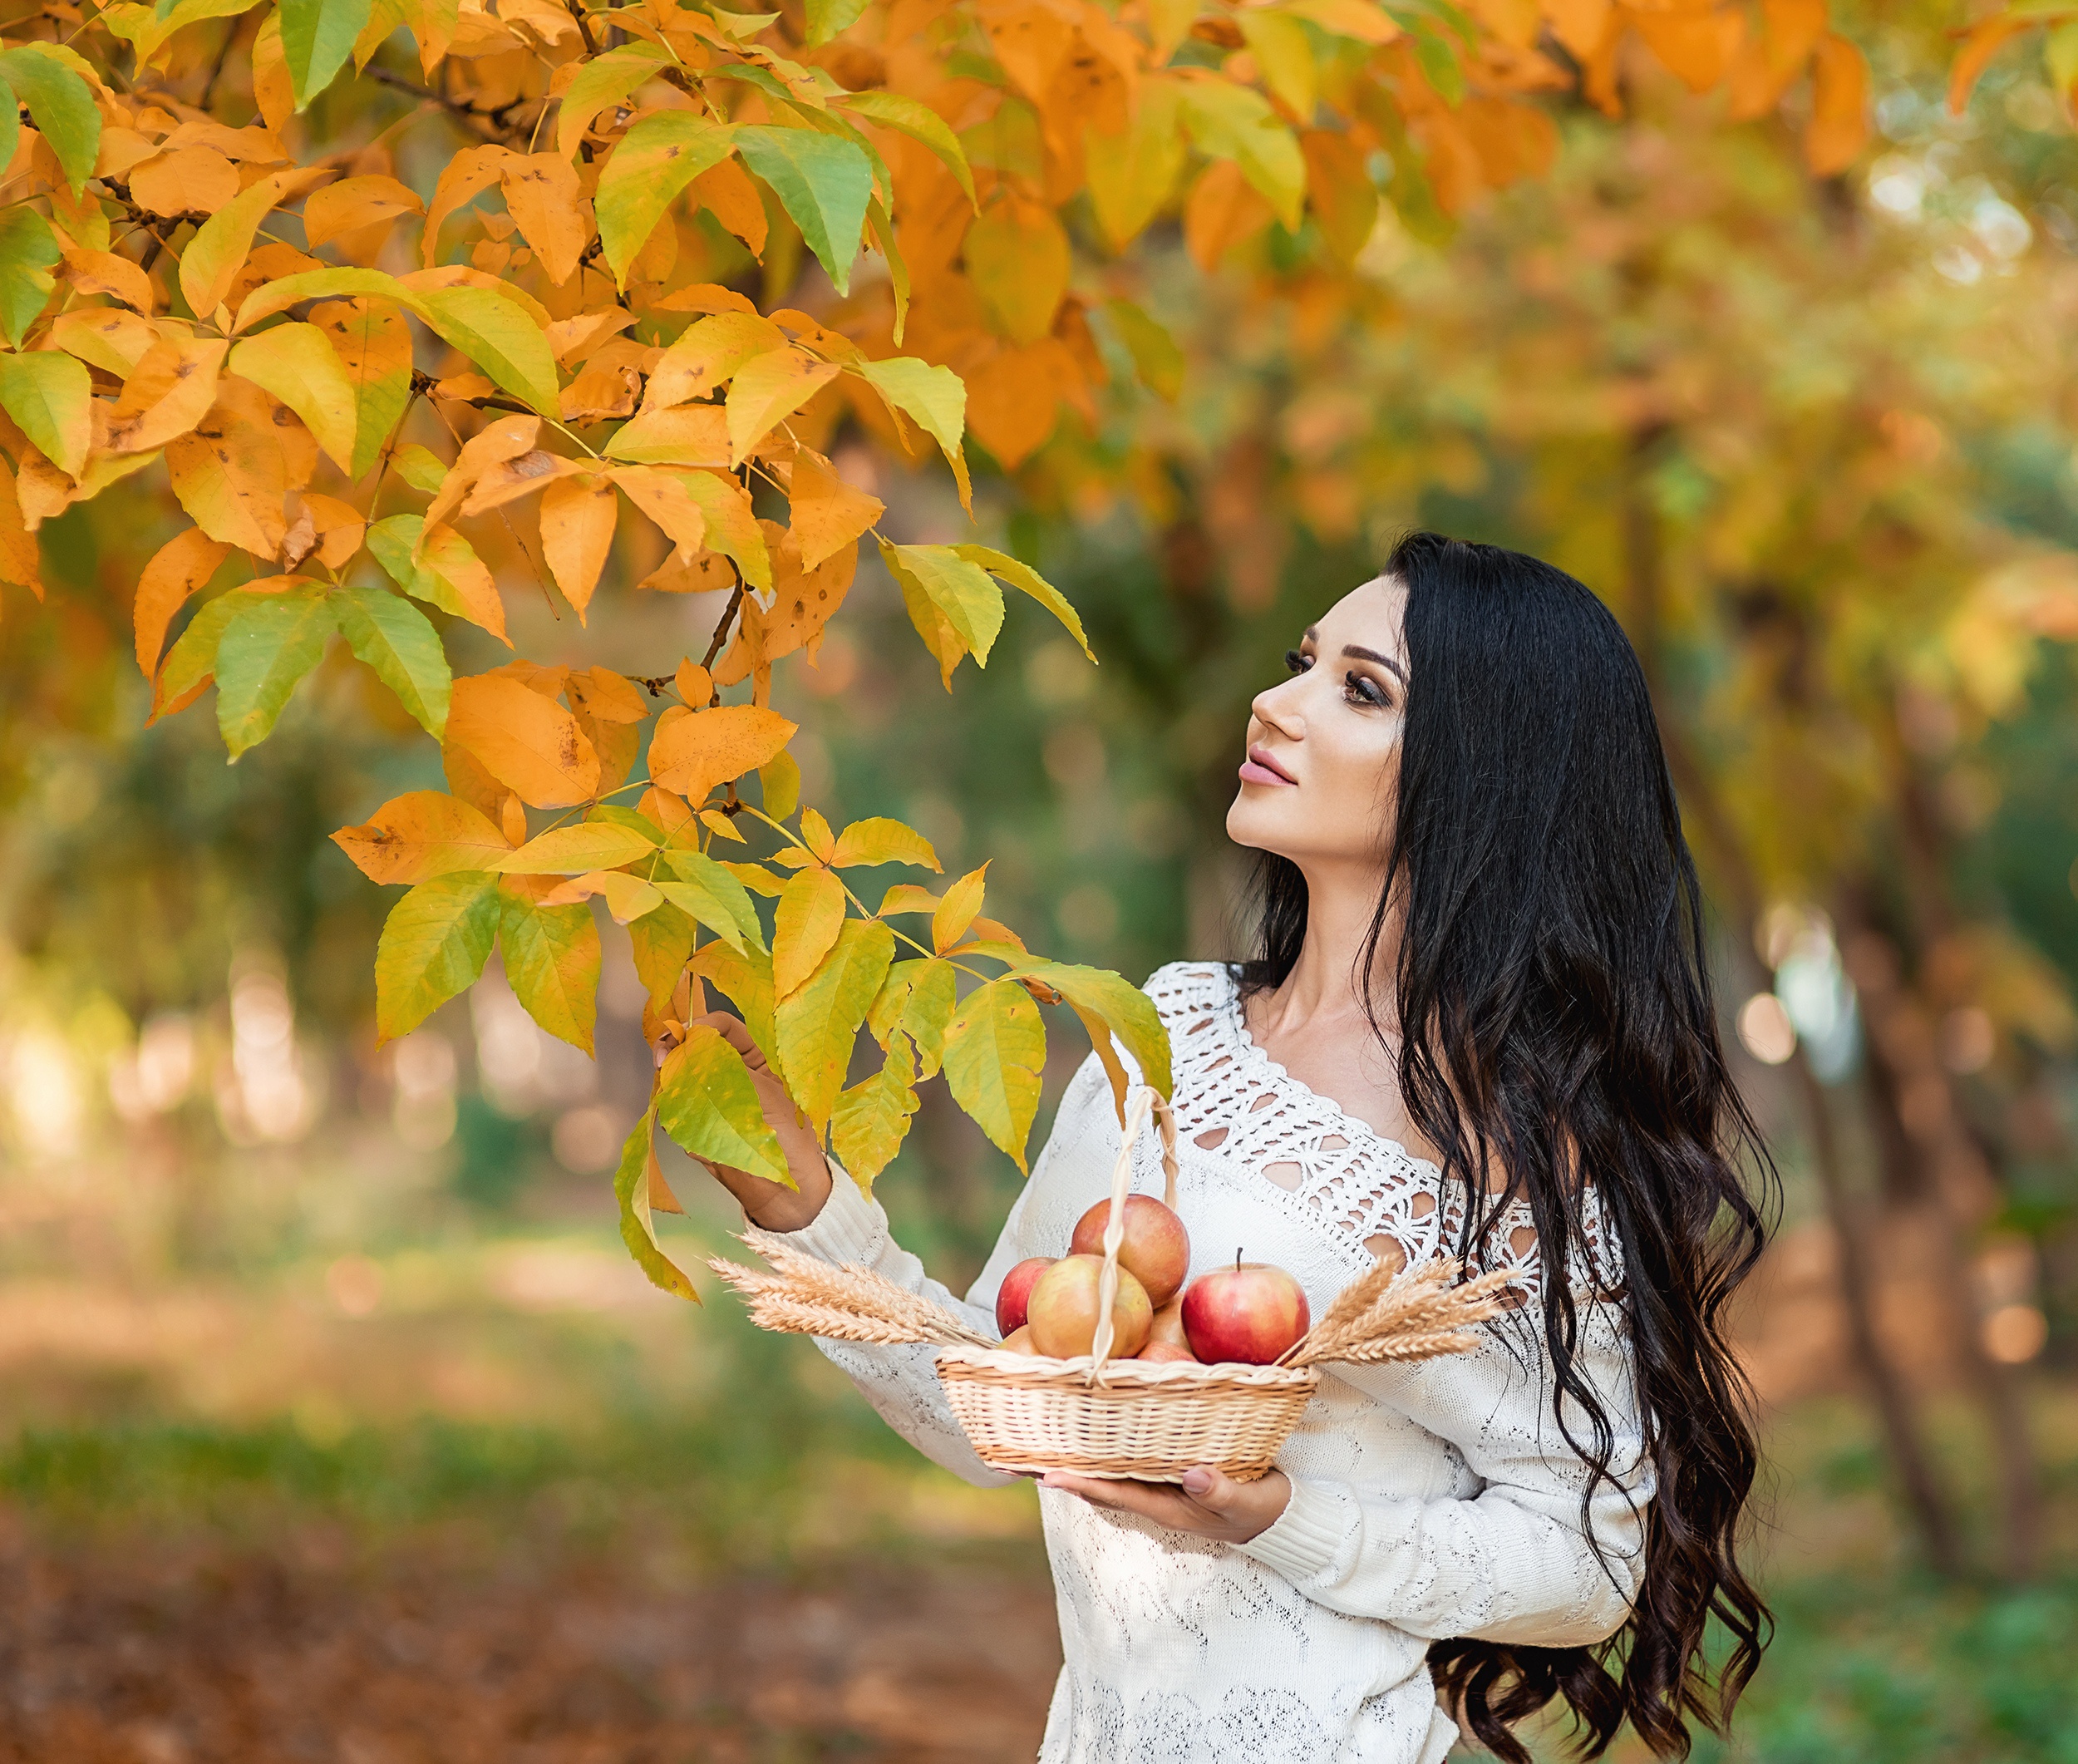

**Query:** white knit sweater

left=783, top=961, right=1651, bottom=1763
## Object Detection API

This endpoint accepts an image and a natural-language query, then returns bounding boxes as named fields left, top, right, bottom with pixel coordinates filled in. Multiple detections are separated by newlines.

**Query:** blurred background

left=5, top=17, right=2078, bottom=1764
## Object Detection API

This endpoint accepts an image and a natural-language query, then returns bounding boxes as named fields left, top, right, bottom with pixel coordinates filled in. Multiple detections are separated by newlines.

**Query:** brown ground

left=0, top=1521, right=1061, bottom=1764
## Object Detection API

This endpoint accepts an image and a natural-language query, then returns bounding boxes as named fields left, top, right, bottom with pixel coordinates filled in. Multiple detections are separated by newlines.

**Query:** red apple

left=1001, top=1325, right=1039, bottom=1355
left=1068, top=1195, right=1191, bottom=1307
left=1181, top=1259, right=1310, bottom=1366
left=1026, top=1254, right=1152, bottom=1359
left=1135, top=1341, right=1197, bottom=1364
left=996, top=1256, right=1054, bottom=1338
left=1148, top=1298, right=1189, bottom=1350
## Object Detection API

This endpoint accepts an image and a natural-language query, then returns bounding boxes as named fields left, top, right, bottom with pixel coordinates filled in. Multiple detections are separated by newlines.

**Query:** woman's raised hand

left=654, top=1010, right=834, bottom=1233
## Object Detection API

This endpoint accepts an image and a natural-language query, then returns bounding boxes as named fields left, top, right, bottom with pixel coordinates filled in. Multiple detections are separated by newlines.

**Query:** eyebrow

left=1305, top=628, right=1408, bottom=687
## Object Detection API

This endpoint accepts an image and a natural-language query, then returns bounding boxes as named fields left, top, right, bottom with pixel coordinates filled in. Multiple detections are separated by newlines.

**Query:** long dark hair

left=1238, top=532, right=1773, bottom=1760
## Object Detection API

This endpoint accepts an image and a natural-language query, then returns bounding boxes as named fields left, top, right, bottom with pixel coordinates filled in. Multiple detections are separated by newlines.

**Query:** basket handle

left=1089, top=1085, right=1174, bottom=1384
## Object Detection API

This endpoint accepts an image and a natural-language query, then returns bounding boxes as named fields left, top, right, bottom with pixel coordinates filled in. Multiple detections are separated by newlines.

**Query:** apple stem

left=1235, top=1249, right=1242, bottom=1274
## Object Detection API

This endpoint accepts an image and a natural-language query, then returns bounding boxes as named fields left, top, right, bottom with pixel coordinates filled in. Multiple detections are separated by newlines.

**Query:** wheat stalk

left=707, top=1227, right=995, bottom=1348
left=1283, top=1258, right=1518, bottom=1368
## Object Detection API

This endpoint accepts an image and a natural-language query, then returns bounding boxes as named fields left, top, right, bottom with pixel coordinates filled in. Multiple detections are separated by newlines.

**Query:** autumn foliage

left=0, top=0, right=1871, bottom=1291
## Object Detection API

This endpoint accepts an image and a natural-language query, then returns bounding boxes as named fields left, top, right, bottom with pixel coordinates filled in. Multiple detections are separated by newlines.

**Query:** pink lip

left=1239, top=746, right=1297, bottom=786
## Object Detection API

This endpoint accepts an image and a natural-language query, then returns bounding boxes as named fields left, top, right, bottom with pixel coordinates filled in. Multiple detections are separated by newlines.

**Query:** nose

left=1249, top=674, right=1304, bottom=742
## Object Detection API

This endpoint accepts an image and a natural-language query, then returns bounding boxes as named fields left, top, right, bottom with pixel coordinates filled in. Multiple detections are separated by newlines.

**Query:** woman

left=686, top=532, right=1773, bottom=1762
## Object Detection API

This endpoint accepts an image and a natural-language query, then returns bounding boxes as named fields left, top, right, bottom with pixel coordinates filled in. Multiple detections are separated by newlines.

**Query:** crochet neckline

left=1214, top=964, right=1445, bottom=1184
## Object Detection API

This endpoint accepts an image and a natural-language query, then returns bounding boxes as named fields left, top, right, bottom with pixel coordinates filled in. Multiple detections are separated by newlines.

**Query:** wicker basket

left=710, top=1086, right=1513, bottom=1485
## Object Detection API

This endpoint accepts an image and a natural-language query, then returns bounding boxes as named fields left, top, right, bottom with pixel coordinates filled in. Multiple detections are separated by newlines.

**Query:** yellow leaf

left=332, top=790, right=514, bottom=884
left=726, top=347, right=842, bottom=466
left=59, top=244, right=153, bottom=316
left=963, top=195, right=1070, bottom=346
left=166, top=379, right=304, bottom=555
left=933, top=862, right=987, bottom=953
left=639, top=311, right=788, bottom=414
left=497, top=875, right=600, bottom=1053
left=1085, top=77, right=1184, bottom=252
left=867, top=955, right=957, bottom=1076
left=876, top=884, right=941, bottom=918
left=830, top=816, right=940, bottom=870
left=613, top=1101, right=701, bottom=1299
left=446, top=672, right=601, bottom=808
left=676, top=469, right=771, bottom=592
left=179, top=165, right=333, bottom=322
left=422, top=142, right=510, bottom=269
left=303, top=173, right=424, bottom=248
left=657, top=1020, right=790, bottom=1186
left=787, top=446, right=884, bottom=572
left=772, top=865, right=846, bottom=1000
left=50, top=308, right=155, bottom=377
left=603, top=404, right=731, bottom=466
left=1237, top=10, right=1317, bottom=118
left=648, top=702, right=799, bottom=802
left=499, top=151, right=588, bottom=285
left=539, top=473, right=618, bottom=621
left=103, top=333, right=228, bottom=456
left=490, top=820, right=658, bottom=874
left=942, top=976, right=1046, bottom=1170
left=310, top=298, right=413, bottom=480
left=133, top=528, right=231, bottom=675
left=776, top=916, right=896, bottom=1132
left=228, top=321, right=357, bottom=475
left=541, top=868, right=665, bottom=924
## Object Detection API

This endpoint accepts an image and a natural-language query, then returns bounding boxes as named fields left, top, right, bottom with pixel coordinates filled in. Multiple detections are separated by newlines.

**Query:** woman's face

left=1226, top=576, right=1409, bottom=872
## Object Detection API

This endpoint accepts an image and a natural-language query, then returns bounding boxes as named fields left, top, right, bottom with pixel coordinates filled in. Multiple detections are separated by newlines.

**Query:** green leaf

left=278, top=0, right=373, bottom=107
left=691, top=939, right=780, bottom=1073
left=879, top=540, right=1004, bottom=666
left=0, top=348, right=90, bottom=477
left=657, top=1022, right=792, bottom=1186
left=835, top=91, right=975, bottom=207
left=775, top=917, right=894, bottom=1134
left=759, top=750, right=801, bottom=821
left=613, top=1102, right=699, bottom=1300
left=235, top=265, right=411, bottom=333
left=214, top=585, right=337, bottom=757
left=554, top=40, right=672, bottom=157
left=865, top=195, right=910, bottom=347
left=1175, top=81, right=1306, bottom=231
left=375, top=871, right=500, bottom=1042
left=0, top=200, right=60, bottom=349
left=157, top=588, right=251, bottom=704
left=804, top=0, right=870, bottom=46
left=1018, top=961, right=1172, bottom=1098
left=735, top=126, right=874, bottom=296
left=953, top=544, right=1093, bottom=661
left=493, top=821, right=658, bottom=875
left=332, top=585, right=451, bottom=738
left=0, top=47, right=101, bottom=195
left=942, top=977, right=1046, bottom=1171
left=0, top=83, right=17, bottom=185
left=867, top=956, right=956, bottom=1077
left=228, top=321, right=358, bottom=474
left=367, top=512, right=483, bottom=620
left=594, top=113, right=739, bottom=288
left=413, top=284, right=559, bottom=417
left=659, top=846, right=765, bottom=954
left=830, top=1027, right=918, bottom=1189
left=1102, top=298, right=1184, bottom=402
left=497, top=876, right=600, bottom=1053
left=392, top=443, right=447, bottom=494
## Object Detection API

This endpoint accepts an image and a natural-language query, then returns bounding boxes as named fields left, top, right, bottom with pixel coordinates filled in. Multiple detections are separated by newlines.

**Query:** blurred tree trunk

left=1619, top=437, right=1967, bottom=1576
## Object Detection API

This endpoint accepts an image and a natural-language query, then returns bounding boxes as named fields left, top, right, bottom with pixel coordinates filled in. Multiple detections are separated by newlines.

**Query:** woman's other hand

left=652, top=1009, right=833, bottom=1233
left=1039, top=1466, right=1291, bottom=1545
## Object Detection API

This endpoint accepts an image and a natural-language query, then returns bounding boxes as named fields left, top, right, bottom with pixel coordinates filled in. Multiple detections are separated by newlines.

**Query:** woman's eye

left=1283, top=648, right=1312, bottom=675
left=1344, top=671, right=1389, bottom=707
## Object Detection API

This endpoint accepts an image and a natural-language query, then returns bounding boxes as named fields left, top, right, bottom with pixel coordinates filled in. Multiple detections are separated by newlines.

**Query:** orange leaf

left=133, top=529, right=231, bottom=676
left=500, top=153, right=588, bottom=286
left=609, top=465, right=709, bottom=564
left=539, top=472, right=618, bottom=621
left=787, top=447, right=884, bottom=572
left=332, top=790, right=515, bottom=884
left=59, top=246, right=152, bottom=316
left=166, top=379, right=308, bottom=556
left=424, top=411, right=539, bottom=534
left=301, top=491, right=365, bottom=569
left=128, top=145, right=239, bottom=219
left=104, top=334, right=229, bottom=456
left=1631, top=5, right=1746, bottom=95
left=691, top=157, right=768, bottom=254
left=1183, top=159, right=1273, bottom=273
left=1805, top=32, right=1869, bottom=175
left=446, top=673, right=602, bottom=809
left=303, top=174, right=426, bottom=248
left=423, top=143, right=511, bottom=269
left=648, top=702, right=798, bottom=803
left=1948, top=16, right=2027, bottom=116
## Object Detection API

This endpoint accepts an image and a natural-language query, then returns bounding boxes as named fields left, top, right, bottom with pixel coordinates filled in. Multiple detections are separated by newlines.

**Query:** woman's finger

left=1041, top=1472, right=1198, bottom=1528
left=692, top=1011, right=767, bottom=1071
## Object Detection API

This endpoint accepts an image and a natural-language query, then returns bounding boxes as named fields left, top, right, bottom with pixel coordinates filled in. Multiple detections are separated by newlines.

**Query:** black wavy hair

left=1236, top=531, right=1774, bottom=1760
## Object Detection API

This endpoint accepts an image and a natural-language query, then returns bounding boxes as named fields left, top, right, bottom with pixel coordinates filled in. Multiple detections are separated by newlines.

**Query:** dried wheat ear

left=1280, top=1256, right=1518, bottom=1369
left=707, top=1226, right=995, bottom=1349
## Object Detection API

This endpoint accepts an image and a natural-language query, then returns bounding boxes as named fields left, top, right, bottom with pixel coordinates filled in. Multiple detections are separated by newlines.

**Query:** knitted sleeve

left=1238, top=1298, right=1652, bottom=1646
